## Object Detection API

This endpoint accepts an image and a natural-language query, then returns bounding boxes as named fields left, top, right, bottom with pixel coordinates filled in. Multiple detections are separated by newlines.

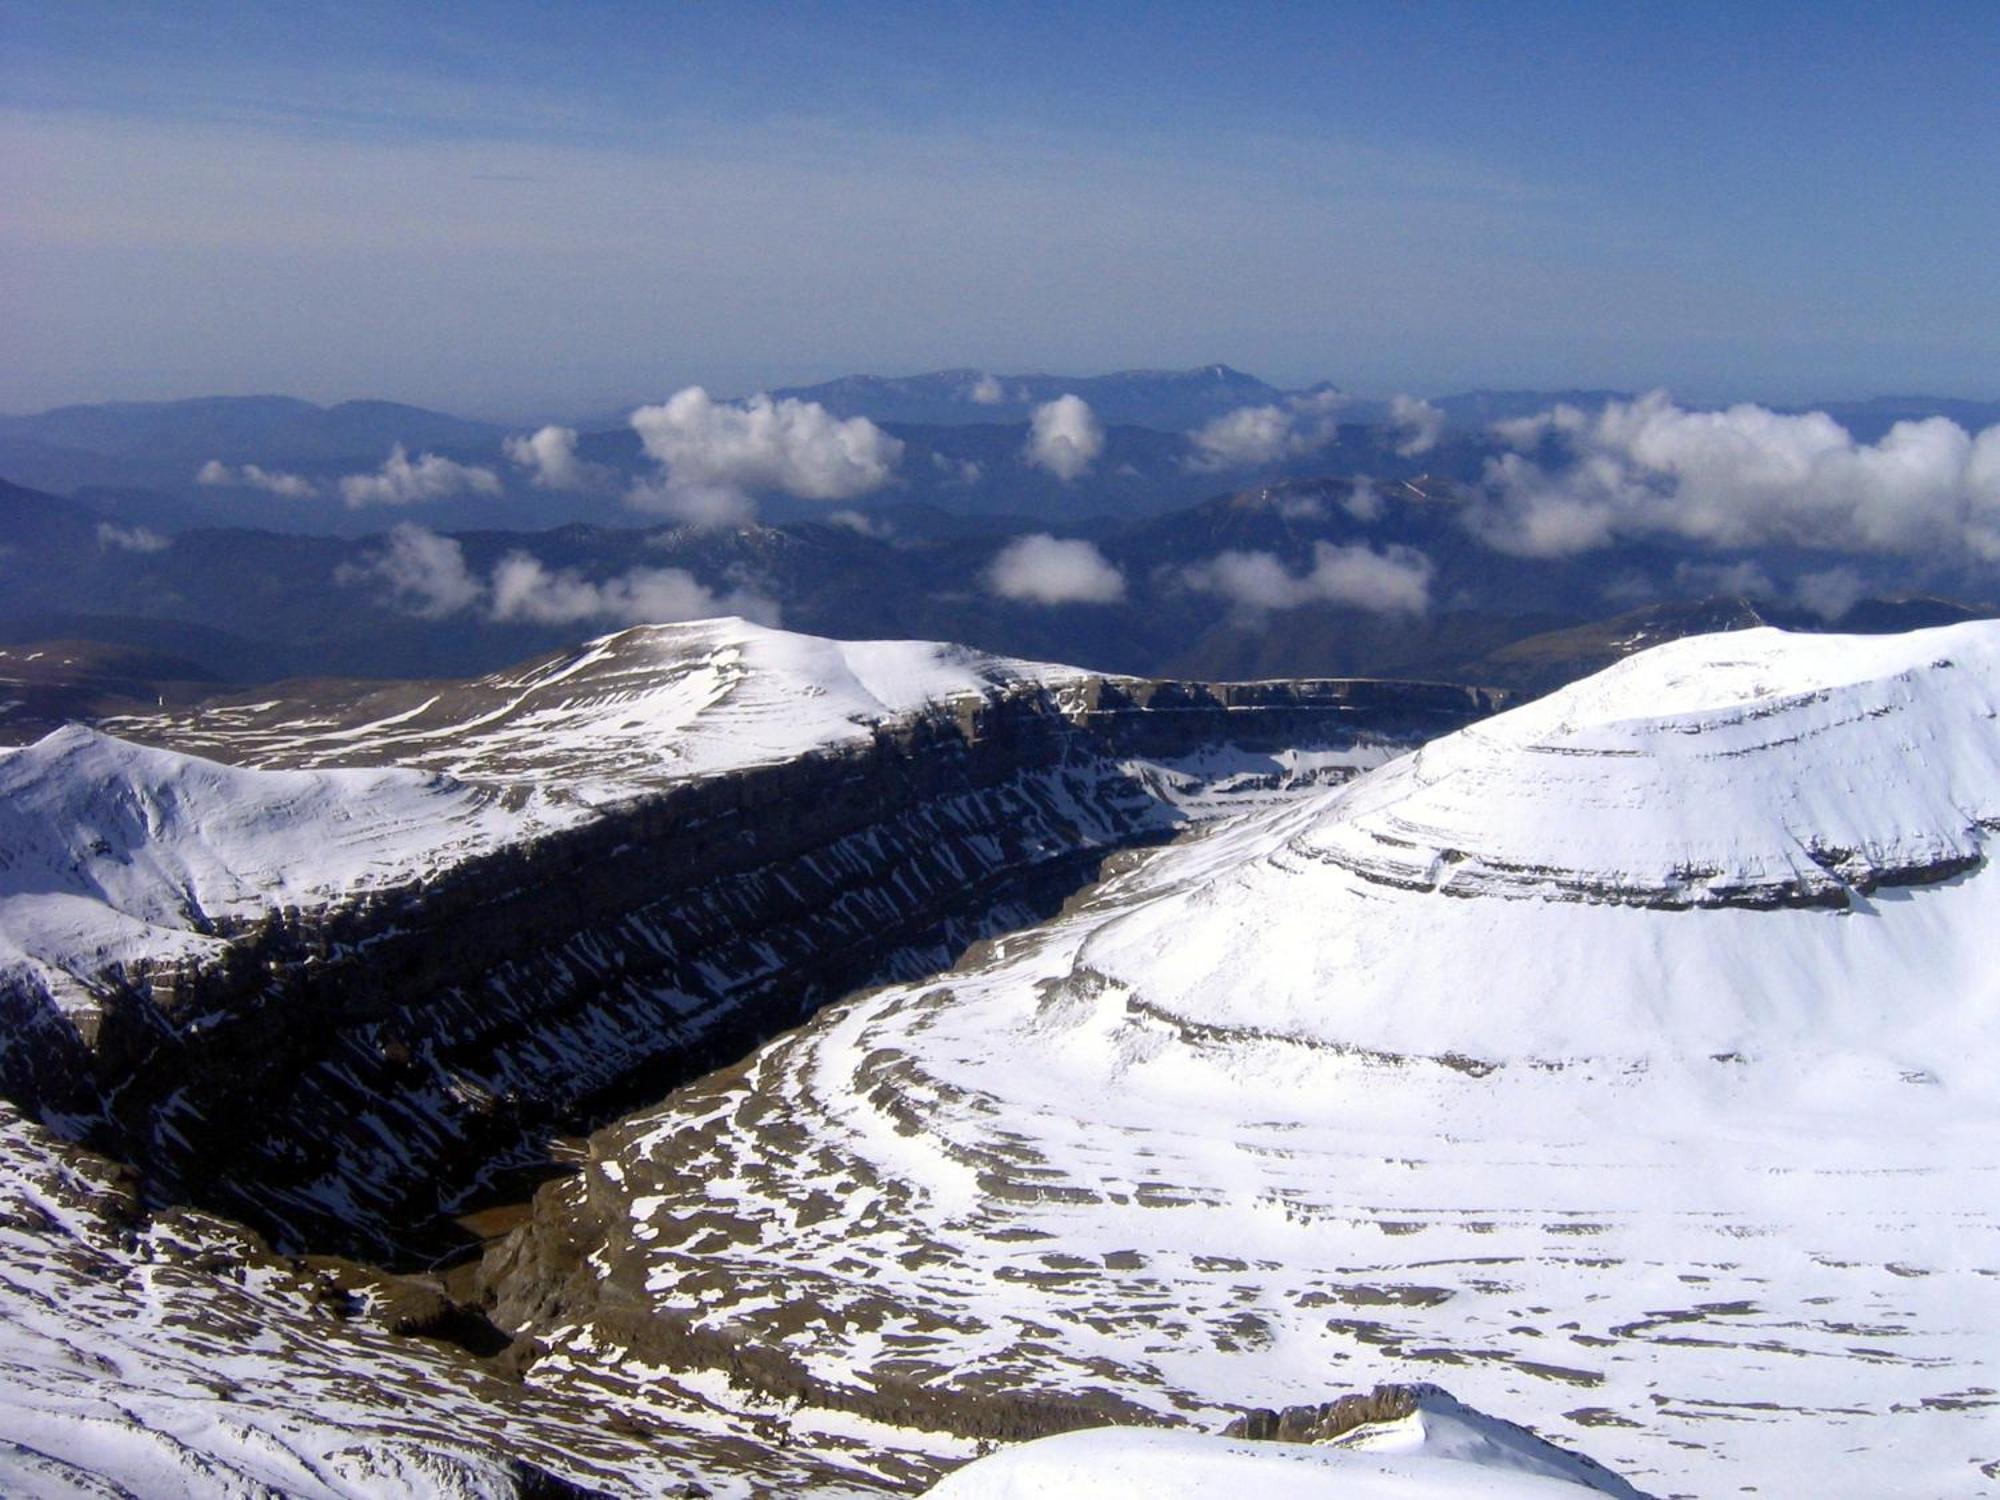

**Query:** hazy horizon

left=4, top=1, right=1996, bottom=414
left=7, top=361, right=1999, bottom=431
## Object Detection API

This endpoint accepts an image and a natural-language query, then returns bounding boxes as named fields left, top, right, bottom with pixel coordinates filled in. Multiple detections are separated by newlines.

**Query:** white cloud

left=337, top=445, right=503, bottom=507
left=339, top=523, right=777, bottom=626
left=627, top=387, right=902, bottom=524
left=1272, top=490, right=1326, bottom=519
left=625, top=475, right=757, bottom=527
left=1673, top=559, right=1777, bottom=600
left=1598, top=572, right=1659, bottom=608
left=1184, top=541, right=1433, bottom=615
left=1188, top=404, right=1295, bottom=469
left=336, top=523, right=485, bottom=618
left=1793, top=566, right=1868, bottom=622
left=504, top=425, right=606, bottom=491
left=489, top=553, right=779, bottom=627
left=824, top=509, right=892, bottom=537
left=986, top=533, right=1126, bottom=605
left=1342, top=478, right=1384, bottom=521
left=931, top=451, right=983, bottom=484
left=968, top=373, right=1005, bottom=405
left=1024, top=395, right=1104, bottom=481
left=196, top=459, right=320, bottom=498
left=1474, top=391, right=2000, bottom=559
left=95, top=521, right=170, bottom=552
left=1388, top=394, right=1445, bottom=456
left=1187, top=389, right=1348, bottom=470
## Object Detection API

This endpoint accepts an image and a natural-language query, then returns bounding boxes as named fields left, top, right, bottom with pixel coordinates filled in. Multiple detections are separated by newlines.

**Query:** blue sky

left=3, top=1, right=1995, bottom=414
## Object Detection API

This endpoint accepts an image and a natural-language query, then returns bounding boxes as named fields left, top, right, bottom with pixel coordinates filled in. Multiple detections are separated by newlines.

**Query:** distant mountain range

left=2, top=469, right=1993, bottom=728
left=765, top=363, right=1316, bottom=428
left=0, top=394, right=505, bottom=463
left=5, top=370, right=1993, bottom=541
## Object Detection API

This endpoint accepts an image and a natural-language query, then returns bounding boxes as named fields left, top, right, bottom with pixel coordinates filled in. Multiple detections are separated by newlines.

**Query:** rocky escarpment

left=464, top=624, right=2000, bottom=1499
left=0, top=665, right=1495, bottom=1264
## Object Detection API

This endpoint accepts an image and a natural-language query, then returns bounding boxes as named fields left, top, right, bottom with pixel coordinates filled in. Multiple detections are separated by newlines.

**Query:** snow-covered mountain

left=482, top=622, right=2000, bottom=1498
left=0, top=724, right=535, bottom=1014
left=0, top=617, right=1528, bottom=1496
left=0, top=618, right=1107, bottom=1008
left=929, top=1384, right=1645, bottom=1498
left=0, top=617, right=1481, bottom=1260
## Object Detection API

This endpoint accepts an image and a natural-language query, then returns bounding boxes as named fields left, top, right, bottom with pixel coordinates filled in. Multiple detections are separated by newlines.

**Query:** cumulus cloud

left=489, top=554, right=778, bottom=627
left=931, top=451, right=983, bottom=484
left=504, top=425, right=607, bottom=491
left=196, top=459, right=320, bottom=498
left=1189, top=404, right=1295, bottom=469
left=968, top=373, right=1005, bottom=405
left=1473, top=391, right=2000, bottom=559
left=342, top=523, right=482, bottom=617
left=1673, top=559, right=1777, bottom=600
left=627, top=387, right=902, bottom=524
left=1184, top=541, right=1433, bottom=615
left=1793, top=566, right=1868, bottom=622
left=625, top=474, right=757, bottom=528
left=1024, top=395, right=1104, bottom=481
left=95, top=521, right=170, bottom=553
left=337, top=445, right=503, bottom=508
left=1388, top=394, right=1445, bottom=457
left=1187, top=389, right=1348, bottom=470
left=986, top=533, right=1126, bottom=605
left=336, top=523, right=485, bottom=618
left=1342, top=478, right=1384, bottom=521
left=339, top=523, right=777, bottom=626
left=824, top=509, right=893, bottom=537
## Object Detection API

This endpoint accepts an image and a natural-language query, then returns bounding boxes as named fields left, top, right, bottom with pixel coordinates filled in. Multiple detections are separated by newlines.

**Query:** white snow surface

left=550, top=622, right=2000, bottom=1499
left=927, top=1385, right=1644, bottom=1498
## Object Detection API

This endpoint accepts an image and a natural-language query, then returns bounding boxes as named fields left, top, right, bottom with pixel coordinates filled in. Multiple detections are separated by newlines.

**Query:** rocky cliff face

left=0, top=650, right=1495, bottom=1263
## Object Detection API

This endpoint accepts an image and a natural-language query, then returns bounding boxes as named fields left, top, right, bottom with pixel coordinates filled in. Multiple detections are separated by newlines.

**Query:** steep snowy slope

left=927, top=1384, right=1646, bottom=1498
left=0, top=725, right=541, bottom=1013
left=485, top=623, right=2000, bottom=1498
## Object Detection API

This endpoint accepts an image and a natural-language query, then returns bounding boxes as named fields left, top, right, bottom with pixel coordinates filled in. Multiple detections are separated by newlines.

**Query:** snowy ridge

left=1318, top=1385, right=1643, bottom=1492
left=1307, top=625, right=2000, bottom=907
left=496, top=622, right=2000, bottom=1498
left=0, top=613, right=1461, bottom=1265
left=101, top=616, right=1102, bottom=803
